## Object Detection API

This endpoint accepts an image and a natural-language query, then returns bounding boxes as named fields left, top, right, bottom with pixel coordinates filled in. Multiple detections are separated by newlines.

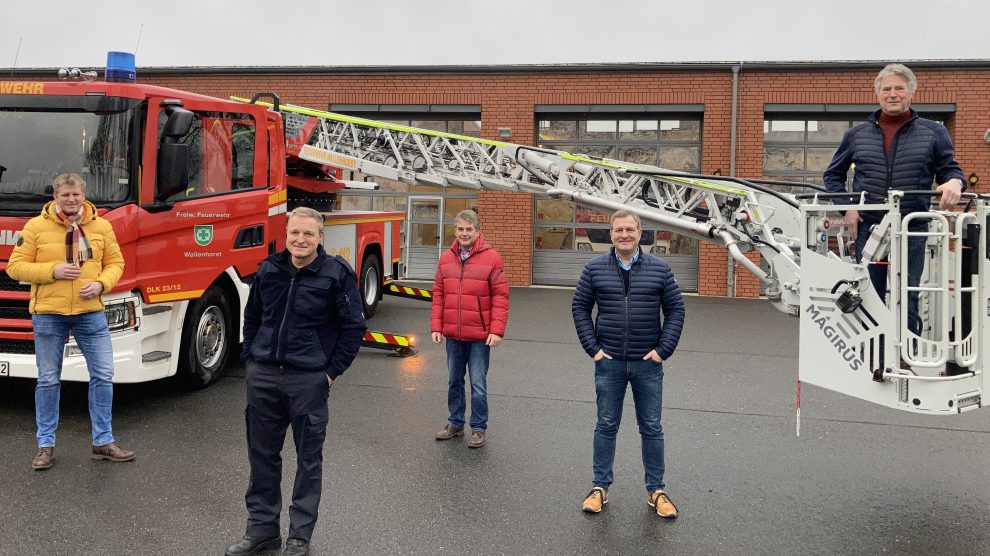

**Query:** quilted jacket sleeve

left=488, top=253, right=509, bottom=337
left=95, top=223, right=124, bottom=294
left=430, top=255, right=447, bottom=334
left=932, top=124, right=966, bottom=188
left=656, top=269, right=685, bottom=361
left=6, top=225, right=57, bottom=285
left=571, top=264, right=600, bottom=358
left=823, top=127, right=856, bottom=205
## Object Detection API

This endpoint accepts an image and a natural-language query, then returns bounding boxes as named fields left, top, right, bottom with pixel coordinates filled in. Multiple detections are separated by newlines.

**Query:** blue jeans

left=33, top=311, right=116, bottom=448
left=592, top=358, right=665, bottom=493
left=445, top=339, right=490, bottom=432
left=856, top=219, right=926, bottom=335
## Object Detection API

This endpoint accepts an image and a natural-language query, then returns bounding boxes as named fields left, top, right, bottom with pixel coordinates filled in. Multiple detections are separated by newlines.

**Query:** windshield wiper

left=0, top=191, right=51, bottom=201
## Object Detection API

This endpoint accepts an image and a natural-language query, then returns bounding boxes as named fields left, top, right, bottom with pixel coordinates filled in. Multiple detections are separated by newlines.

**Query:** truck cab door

left=137, top=98, right=273, bottom=304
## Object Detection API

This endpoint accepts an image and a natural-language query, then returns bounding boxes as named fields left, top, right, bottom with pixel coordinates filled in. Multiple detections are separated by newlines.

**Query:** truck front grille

left=0, top=270, right=31, bottom=292
left=0, top=304, right=31, bottom=320
left=0, top=338, right=34, bottom=355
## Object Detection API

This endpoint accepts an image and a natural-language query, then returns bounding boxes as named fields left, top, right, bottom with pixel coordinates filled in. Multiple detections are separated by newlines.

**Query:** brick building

left=16, top=60, right=990, bottom=296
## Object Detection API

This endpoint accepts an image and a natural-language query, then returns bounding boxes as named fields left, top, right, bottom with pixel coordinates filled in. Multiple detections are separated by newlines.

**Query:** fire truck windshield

left=0, top=101, right=140, bottom=211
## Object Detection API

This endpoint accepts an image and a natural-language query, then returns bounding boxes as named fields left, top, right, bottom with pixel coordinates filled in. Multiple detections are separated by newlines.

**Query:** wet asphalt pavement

left=1, top=287, right=989, bottom=555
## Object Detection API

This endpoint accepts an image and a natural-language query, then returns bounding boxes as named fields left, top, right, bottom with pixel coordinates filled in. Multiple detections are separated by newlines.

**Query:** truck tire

left=360, top=252, right=382, bottom=319
left=177, top=286, right=231, bottom=389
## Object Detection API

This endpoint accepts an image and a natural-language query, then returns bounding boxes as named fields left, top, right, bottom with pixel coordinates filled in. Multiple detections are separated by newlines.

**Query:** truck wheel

left=177, top=286, right=231, bottom=389
left=360, top=253, right=382, bottom=318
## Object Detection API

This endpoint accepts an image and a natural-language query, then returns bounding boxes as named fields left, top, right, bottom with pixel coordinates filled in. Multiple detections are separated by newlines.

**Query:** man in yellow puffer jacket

left=7, top=173, right=133, bottom=470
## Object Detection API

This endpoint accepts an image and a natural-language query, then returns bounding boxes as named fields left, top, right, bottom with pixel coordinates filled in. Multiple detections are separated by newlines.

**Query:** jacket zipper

left=617, top=257, right=631, bottom=360
left=65, top=220, right=75, bottom=315
left=456, top=257, right=465, bottom=339
left=275, top=273, right=298, bottom=361
left=622, top=293, right=629, bottom=360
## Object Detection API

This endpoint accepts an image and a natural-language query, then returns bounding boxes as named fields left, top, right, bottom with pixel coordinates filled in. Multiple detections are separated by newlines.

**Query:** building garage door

left=534, top=252, right=699, bottom=290
left=532, top=210, right=699, bottom=291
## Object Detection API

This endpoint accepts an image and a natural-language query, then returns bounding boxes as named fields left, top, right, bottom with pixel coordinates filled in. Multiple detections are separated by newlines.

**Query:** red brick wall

left=477, top=191, right=533, bottom=285
left=12, top=65, right=987, bottom=292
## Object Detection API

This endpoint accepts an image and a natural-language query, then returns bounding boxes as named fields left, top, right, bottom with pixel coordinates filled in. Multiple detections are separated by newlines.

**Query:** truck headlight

left=104, top=299, right=139, bottom=332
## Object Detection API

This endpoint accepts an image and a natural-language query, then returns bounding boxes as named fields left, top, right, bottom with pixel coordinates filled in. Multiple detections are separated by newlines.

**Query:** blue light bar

left=106, top=51, right=136, bottom=83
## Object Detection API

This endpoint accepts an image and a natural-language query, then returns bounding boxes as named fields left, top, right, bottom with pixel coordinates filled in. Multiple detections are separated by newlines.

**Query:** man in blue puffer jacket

left=824, top=63, right=965, bottom=336
left=572, top=209, right=685, bottom=519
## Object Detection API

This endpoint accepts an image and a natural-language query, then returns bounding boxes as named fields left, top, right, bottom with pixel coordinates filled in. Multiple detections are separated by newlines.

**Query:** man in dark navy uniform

left=226, top=207, right=366, bottom=556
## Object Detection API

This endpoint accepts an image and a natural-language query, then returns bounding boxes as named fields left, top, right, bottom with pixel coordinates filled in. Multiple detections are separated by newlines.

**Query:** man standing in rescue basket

left=823, top=63, right=965, bottom=341
left=572, top=209, right=685, bottom=518
left=431, top=209, right=509, bottom=449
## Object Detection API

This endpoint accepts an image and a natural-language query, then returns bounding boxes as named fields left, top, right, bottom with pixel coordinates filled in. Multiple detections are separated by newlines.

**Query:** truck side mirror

left=157, top=142, right=189, bottom=200
left=155, top=107, right=194, bottom=202
left=162, top=107, right=194, bottom=138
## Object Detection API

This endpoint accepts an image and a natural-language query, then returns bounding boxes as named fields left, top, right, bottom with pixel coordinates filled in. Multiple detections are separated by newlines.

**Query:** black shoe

left=282, top=538, right=310, bottom=556
left=225, top=535, right=281, bottom=556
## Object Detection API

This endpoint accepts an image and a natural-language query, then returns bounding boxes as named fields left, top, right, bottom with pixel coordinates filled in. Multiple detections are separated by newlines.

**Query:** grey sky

left=3, top=0, right=989, bottom=69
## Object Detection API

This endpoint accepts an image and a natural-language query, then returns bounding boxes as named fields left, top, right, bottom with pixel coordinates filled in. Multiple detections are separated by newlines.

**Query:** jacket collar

left=271, top=244, right=327, bottom=274
left=868, top=108, right=919, bottom=125
left=42, top=200, right=97, bottom=225
left=447, top=232, right=491, bottom=257
left=609, top=246, right=644, bottom=267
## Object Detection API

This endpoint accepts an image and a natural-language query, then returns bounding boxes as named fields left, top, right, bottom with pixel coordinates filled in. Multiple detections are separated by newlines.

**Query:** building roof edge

left=3, top=59, right=989, bottom=77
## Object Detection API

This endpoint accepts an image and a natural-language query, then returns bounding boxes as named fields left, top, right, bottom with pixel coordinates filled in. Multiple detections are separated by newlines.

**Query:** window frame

left=157, top=109, right=261, bottom=203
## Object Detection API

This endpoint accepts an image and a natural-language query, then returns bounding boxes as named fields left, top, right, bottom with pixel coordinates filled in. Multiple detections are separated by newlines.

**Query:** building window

left=372, top=118, right=481, bottom=137
left=538, top=118, right=701, bottom=171
left=534, top=116, right=702, bottom=255
left=762, top=118, right=862, bottom=188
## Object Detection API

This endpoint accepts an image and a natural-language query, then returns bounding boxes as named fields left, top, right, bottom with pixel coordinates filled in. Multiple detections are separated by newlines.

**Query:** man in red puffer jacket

left=431, top=209, right=509, bottom=449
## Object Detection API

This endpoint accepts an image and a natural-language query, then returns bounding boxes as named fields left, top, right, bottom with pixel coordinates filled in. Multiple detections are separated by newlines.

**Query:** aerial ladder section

left=233, top=96, right=805, bottom=316
left=236, top=97, right=986, bottom=415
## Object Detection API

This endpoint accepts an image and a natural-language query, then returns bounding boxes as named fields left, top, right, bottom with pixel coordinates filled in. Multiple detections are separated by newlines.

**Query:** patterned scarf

left=55, top=205, right=93, bottom=265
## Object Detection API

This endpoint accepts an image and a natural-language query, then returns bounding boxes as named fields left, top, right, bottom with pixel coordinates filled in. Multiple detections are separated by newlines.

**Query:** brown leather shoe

left=467, top=431, right=486, bottom=448
left=582, top=487, right=608, bottom=513
left=32, top=447, right=54, bottom=470
left=649, top=489, right=678, bottom=519
left=435, top=424, right=464, bottom=440
left=92, top=442, right=136, bottom=462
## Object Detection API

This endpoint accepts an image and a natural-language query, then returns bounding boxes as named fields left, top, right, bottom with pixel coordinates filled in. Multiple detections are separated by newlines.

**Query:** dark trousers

left=856, top=219, right=927, bottom=335
left=244, top=360, right=330, bottom=542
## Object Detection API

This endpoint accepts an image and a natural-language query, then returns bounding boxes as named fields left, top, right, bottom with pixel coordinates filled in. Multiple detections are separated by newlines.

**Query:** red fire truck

left=0, top=56, right=403, bottom=388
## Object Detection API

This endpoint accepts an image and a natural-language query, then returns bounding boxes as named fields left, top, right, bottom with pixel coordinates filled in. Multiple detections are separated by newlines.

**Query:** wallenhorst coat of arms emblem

left=194, top=225, right=214, bottom=247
